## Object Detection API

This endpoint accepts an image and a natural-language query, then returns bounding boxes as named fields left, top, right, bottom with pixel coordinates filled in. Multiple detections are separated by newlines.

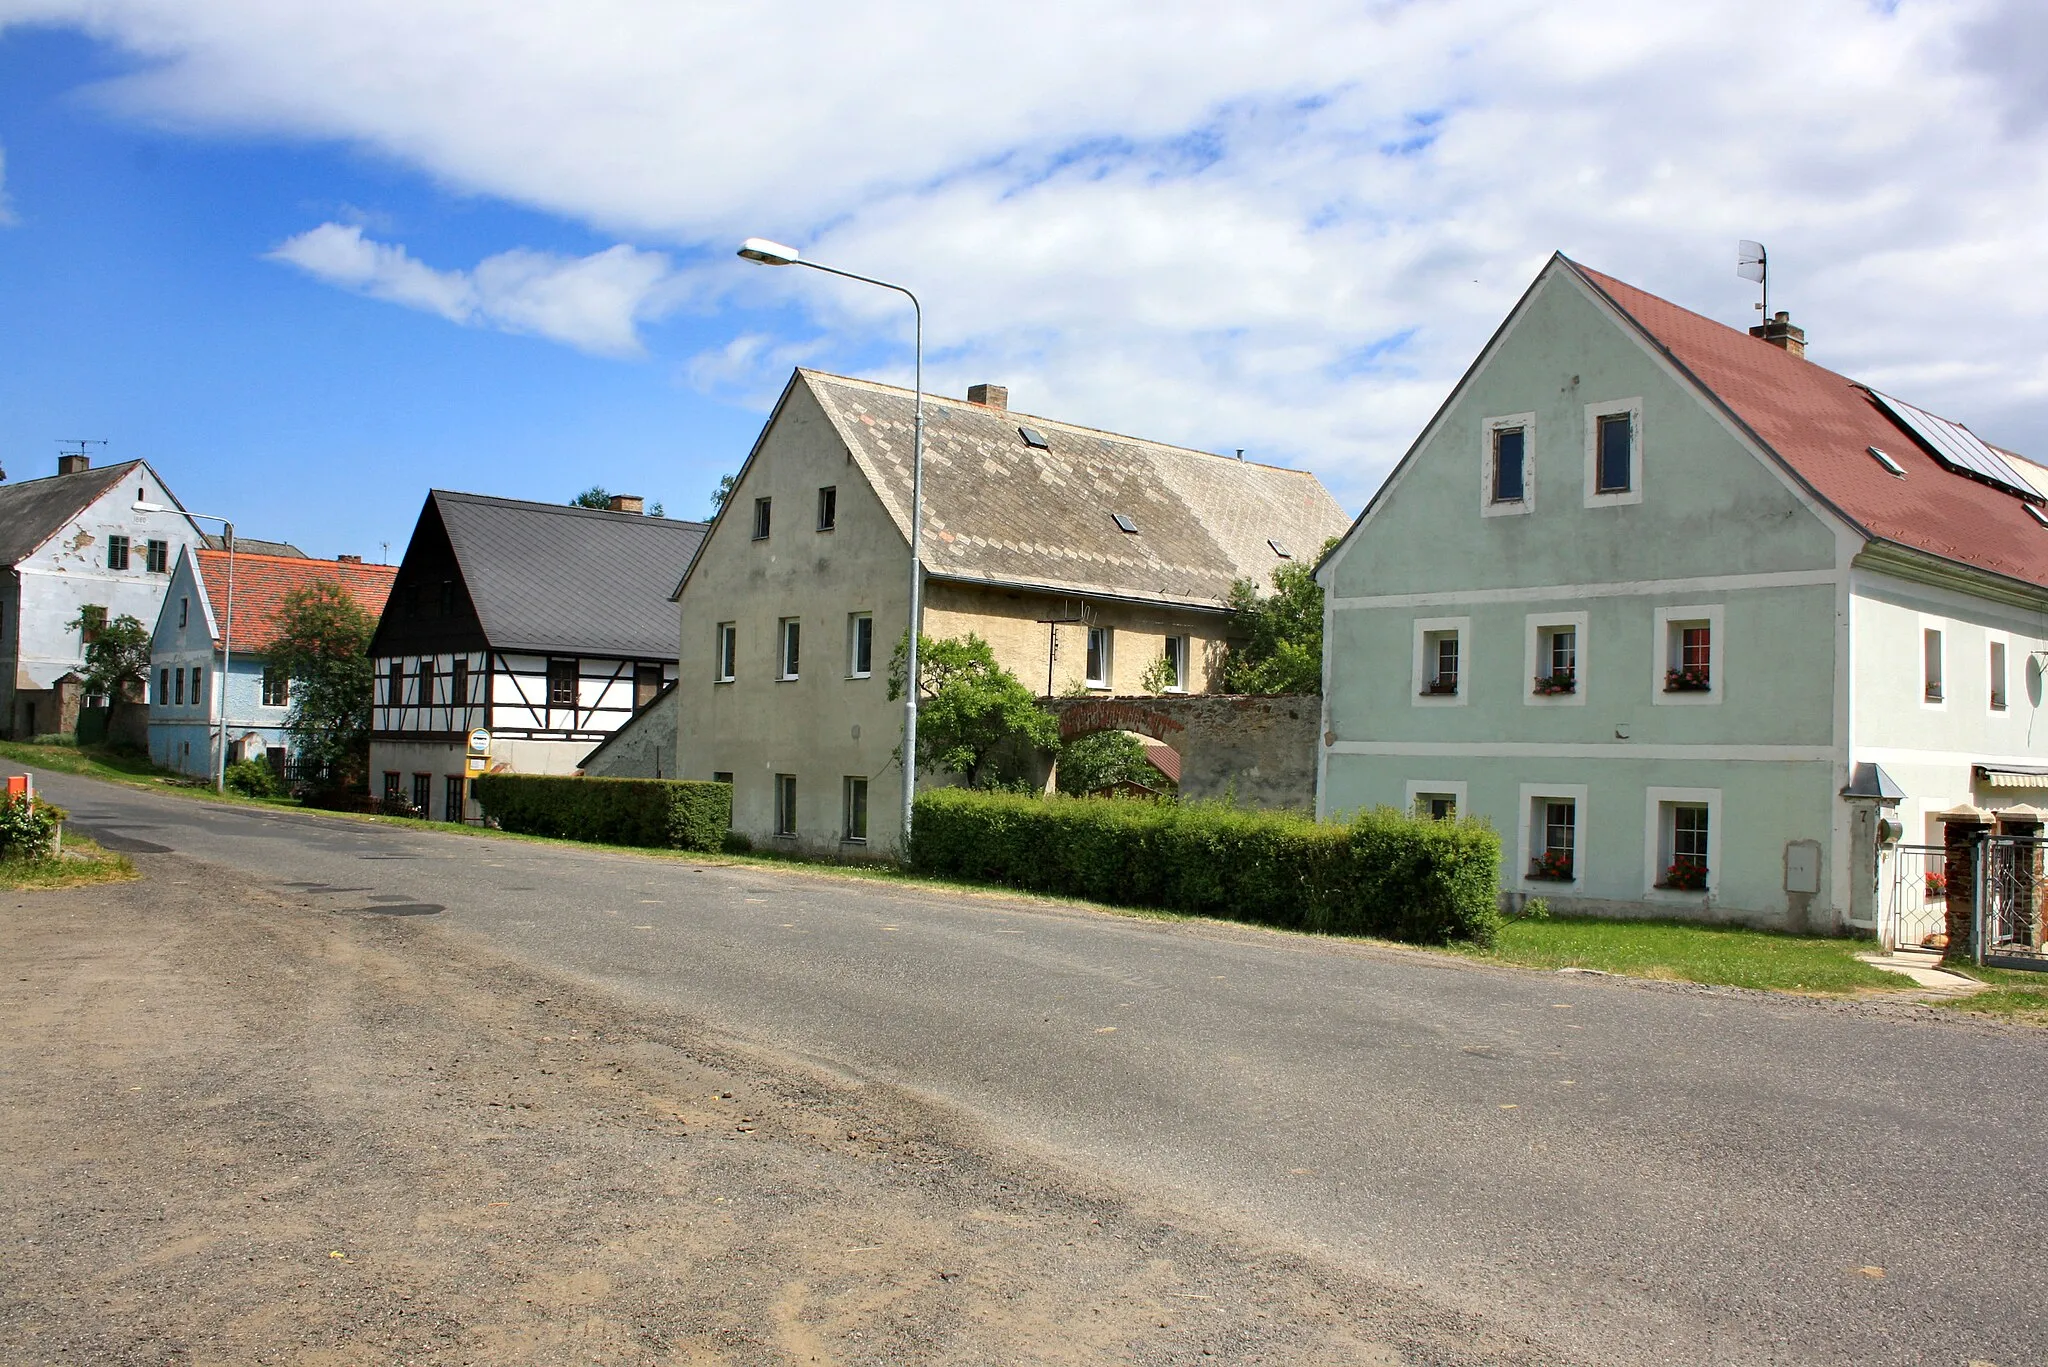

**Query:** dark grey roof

left=434, top=490, right=707, bottom=658
left=0, top=461, right=146, bottom=566
left=1841, top=762, right=1908, bottom=802
left=205, top=533, right=306, bottom=558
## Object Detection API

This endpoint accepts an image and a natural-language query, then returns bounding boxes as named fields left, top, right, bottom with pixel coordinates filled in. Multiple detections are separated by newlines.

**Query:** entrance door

left=445, top=775, right=466, bottom=824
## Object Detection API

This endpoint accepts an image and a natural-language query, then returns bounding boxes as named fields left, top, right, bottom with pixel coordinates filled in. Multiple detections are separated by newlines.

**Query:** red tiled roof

left=193, top=550, right=398, bottom=652
left=1565, top=259, right=2047, bottom=593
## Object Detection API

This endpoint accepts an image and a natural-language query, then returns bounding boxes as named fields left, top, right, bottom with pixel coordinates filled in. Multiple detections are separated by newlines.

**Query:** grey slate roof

left=0, top=461, right=149, bottom=566
left=799, top=371, right=1349, bottom=608
left=205, top=533, right=306, bottom=558
left=435, top=491, right=708, bottom=658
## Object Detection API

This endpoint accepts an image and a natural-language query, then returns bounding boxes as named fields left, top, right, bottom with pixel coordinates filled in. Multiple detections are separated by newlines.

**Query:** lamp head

left=737, top=237, right=801, bottom=266
left=133, top=500, right=170, bottom=513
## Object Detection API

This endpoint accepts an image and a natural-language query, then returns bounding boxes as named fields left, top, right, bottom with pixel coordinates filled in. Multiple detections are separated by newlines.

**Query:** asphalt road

left=33, top=767, right=2048, bottom=1367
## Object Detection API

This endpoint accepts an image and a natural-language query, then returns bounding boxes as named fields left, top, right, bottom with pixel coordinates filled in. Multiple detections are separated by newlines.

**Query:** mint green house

left=1317, top=255, right=2048, bottom=937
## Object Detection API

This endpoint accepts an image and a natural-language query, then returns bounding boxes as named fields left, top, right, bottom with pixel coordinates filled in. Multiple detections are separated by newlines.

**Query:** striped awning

left=1977, top=765, right=2048, bottom=790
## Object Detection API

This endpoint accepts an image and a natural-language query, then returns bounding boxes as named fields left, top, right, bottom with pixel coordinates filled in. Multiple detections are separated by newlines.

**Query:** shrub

left=224, top=759, right=283, bottom=797
left=473, top=774, right=731, bottom=852
left=0, top=796, right=66, bottom=860
left=909, top=790, right=1500, bottom=946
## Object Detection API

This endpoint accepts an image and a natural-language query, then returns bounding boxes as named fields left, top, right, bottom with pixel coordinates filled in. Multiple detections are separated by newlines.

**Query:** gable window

left=146, top=540, right=169, bottom=573
left=453, top=658, right=470, bottom=710
left=1990, top=640, right=2008, bottom=712
left=1161, top=635, right=1189, bottom=692
left=848, top=613, right=873, bottom=678
left=438, top=580, right=457, bottom=616
left=1411, top=617, right=1468, bottom=704
left=1483, top=414, right=1534, bottom=515
left=843, top=776, right=869, bottom=843
left=1596, top=414, right=1632, bottom=492
left=1525, top=612, right=1586, bottom=702
left=780, top=619, right=801, bottom=680
left=816, top=486, right=837, bottom=531
left=179, top=597, right=189, bottom=629
left=388, top=659, right=404, bottom=706
left=1583, top=399, right=1644, bottom=506
left=752, top=497, right=772, bottom=540
left=261, top=666, right=289, bottom=708
left=1086, top=626, right=1112, bottom=689
left=547, top=658, right=578, bottom=708
left=774, top=774, right=797, bottom=837
left=106, top=535, right=130, bottom=570
left=716, top=623, right=737, bottom=682
left=1922, top=627, right=1944, bottom=705
left=1654, top=605, right=1722, bottom=705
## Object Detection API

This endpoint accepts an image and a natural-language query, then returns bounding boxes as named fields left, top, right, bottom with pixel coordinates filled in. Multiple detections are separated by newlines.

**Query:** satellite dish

left=1737, top=240, right=1768, bottom=315
left=2029, top=652, right=2046, bottom=708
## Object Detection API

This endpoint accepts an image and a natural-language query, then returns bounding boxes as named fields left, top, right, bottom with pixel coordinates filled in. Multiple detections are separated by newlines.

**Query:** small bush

left=224, top=759, right=283, bottom=797
left=909, top=790, right=1500, bottom=946
left=473, top=774, right=732, bottom=852
left=0, top=796, right=66, bottom=860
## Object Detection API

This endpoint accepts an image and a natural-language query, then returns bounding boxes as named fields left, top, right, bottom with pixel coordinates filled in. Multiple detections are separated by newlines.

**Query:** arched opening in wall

left=1053, top=727, right=1181, bottom=800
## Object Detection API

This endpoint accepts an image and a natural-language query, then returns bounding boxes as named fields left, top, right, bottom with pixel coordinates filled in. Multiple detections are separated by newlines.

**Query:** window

left=146, top=540, right=168, bottom=573
left=1646, top=788, right=1720, bottom=896
left=1086, top=626, right=1112, bottom=689
left=412, top=773, right=431, bottom=815
left=1654, top=605, right=1722, bottom=705
left=261, top=666, right=289, bottom=708
left=192, top=667, right=205, bottom=711
left=1991, top=640, right=2009, bottom=712
left=548, top=658, right=578, bottom=708
left=780, top=619, right=801, bottom=680
left=817, top=486, right=837, bottom=531
left=438, top=580, right=457, bottom=616
left=158, top=668, right=169, bottom=706
left=752, top=497, right=772, bottom=540
left=1923, top=628, right=1944, bottom=704
left=78, top=604, right=106, bottom=643
left=173, top=668, right=185, bottom=706
left=1536, top=800, right=1576, bottom=880
left=1584, top=399, right=1644, bottom=505
left=1525, top=612, right=1586, bottom=702
left=453, top=658, right=469, bottom=710
left=388, top=659, right=404, bottom=706
left=1434, top=636, right=1459, bottom=689
left=1162, top=635, right=1188, bottom=692
left=445, top=776, right=467, bottom=824
left=106, top=535, right=130, bottom=570
left=774, top=774, right=797, bottom=837
left=635, top=663, right=662, bottom=709
left=1412, top=617, right=1469, bottom=704
left=404, top=585, right=420, bottom=619
left=843, top=776, right=869, bottom=843
left=848, top=614, right=873, bottom=678
left=179, top=597, right=189, bottom=629
left=1672, top=806, right=1708, bottom=869
left=713, top=771, right=734, bottom=785
left=1111, top=512, right=1139, bottom=534
left=1405, top=783, right=1462, bottom=821
left=716, top=623, right=737, bottom=682
left=419, top=658, right=437, bottom=707
left=383, top=772, right=402, bottom=800
left=1483, top=414, right=1534, bottom=515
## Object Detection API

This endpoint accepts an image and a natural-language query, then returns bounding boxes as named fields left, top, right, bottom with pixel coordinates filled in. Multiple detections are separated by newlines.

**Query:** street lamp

left=138, top=501, right=235, bottom=794
left=738, top=237, right=927, bottom=853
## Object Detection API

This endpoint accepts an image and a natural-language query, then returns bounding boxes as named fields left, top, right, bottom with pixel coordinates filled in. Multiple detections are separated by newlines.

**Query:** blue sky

left=0, top=1, right=2042, bottom=561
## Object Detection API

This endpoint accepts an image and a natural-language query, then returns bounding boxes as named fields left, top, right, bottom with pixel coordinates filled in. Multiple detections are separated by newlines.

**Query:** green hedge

left=908, top=789, right=1501, bottom=946
left=472, top=774, right=731, bottom=852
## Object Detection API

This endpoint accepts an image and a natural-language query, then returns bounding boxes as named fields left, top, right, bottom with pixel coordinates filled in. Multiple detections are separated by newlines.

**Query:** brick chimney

left=966, top=383, right=1008, bottom=410
left=607, top=494, right=645, bottom=514
left=57, top=453, right=90, bottom=475
left=336, top=554, right=363, bottom=564
left=1749, top=311, right=1806, bottom=358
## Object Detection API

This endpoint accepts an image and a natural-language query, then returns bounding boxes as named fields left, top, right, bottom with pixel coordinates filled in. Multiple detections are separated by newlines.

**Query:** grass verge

left=1, top=835, right=138, bottom=890
left=1458, top=914, right=1905, bottom=995
left=1941, top=965, right=2048, bottom=1024
left=0, top=740, right=296, bottom=808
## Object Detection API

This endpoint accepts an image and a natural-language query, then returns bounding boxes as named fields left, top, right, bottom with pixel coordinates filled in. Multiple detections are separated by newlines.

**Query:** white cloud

left=267, top=223, right=675, bottom=356
left=8, top=0, right=2048, bottom=498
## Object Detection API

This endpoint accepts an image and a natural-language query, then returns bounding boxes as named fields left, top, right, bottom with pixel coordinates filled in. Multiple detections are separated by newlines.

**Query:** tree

left=1055, top=730, right=1158, bottom=796
left=267, top=581, right=377, bottom=788
left=1217, top=537, right=1339, bottom=695
left=710, top=472, right=737, bottom=516
left=569, top=486, right=612, bottom=509
left=71, top=611, right=151, bottom=700
left=887, top=632, right=1059, bottom=787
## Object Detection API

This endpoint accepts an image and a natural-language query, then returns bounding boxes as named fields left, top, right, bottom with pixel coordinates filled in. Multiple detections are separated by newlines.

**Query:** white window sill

left=847, top=672, right=872, bottom=681
left=777, top=675, right=800, bottom=683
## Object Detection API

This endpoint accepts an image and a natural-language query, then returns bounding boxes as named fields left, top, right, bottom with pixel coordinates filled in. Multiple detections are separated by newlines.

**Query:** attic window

left=1111, top=513, right=1139, bottom=534
left=1867, top=446, right=1906, bottom=478
left=1269, top=539, right=1293, bottom=558
left=2027, top=504, right=2048, bottom=530
left=1018, top=426, right=1050, bottom=450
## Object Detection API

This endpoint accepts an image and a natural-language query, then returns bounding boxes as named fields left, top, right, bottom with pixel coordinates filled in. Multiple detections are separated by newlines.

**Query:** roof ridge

left=430, top=487, right=710, bottom=529
left=0, top=458, right=144, bottom=494
left=197, top=546, right=397, bottom=569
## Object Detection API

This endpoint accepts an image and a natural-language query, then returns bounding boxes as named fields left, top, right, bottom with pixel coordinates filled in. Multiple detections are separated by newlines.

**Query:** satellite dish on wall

left=1737, top=240, right=1768, bottom=316
left=2028, top=652, right=2046, bottom=707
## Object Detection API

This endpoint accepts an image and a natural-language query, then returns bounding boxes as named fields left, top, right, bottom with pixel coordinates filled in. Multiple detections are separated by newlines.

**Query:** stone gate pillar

left=1936, top=804, right=1992, bottom=964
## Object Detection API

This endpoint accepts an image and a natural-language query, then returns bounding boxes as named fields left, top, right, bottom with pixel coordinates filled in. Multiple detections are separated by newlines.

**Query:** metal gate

left=1884, top=843, right=1950, bottom=953
left=1979, top=835, right=2048, bottom=970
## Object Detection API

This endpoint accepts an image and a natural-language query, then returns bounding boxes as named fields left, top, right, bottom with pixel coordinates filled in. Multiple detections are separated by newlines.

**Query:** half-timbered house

left=368, top=490, right=708, bottom=820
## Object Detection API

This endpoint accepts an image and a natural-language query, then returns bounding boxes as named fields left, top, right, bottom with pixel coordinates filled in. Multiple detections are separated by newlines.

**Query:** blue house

left=149, top=546, right=396, bottom=778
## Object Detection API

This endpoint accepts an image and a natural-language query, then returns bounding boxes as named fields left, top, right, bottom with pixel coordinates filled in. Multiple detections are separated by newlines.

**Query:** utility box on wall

left=1784, top=840, right=1821, bottom=895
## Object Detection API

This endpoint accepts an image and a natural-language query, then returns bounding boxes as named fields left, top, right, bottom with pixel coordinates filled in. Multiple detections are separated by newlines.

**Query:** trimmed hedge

left=909, top=789, right=1501, bottom=946
left=472, top=774, right=731, bottom=852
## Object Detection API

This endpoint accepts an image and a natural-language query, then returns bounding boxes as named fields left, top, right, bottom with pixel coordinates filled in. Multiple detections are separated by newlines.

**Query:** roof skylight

left=1018, top=426, right=1050, bottom=449
left=1269, top=539, right=1293, bottom=558
left=1111, top=513, right=1138, bottom=534
left=1866, top=446, right=1906, bottom=478
left=2028, top=504, right=2048, bottom=530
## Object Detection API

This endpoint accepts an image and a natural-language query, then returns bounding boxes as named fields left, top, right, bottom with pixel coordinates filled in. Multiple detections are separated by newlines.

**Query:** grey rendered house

left=666, top=370, right=1350, bottom=857
left=1318, top=254, right=2048, bottom=935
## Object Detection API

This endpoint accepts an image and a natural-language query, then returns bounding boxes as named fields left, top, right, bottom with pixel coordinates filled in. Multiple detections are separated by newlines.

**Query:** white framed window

left=843, top=776, right=868, bottom=843
left=774, top=773, right=797, bottom=837
left=1518, top=782, right=1587, bottom=888
left=1523, top=611, right=1588, bottom=706
left=1404, top=779, right=1469, bottom=822
left=261, top=666, right=289, bottom=709
left=848, top=613, right=873, bottom=678
left=1583, top=398, right=1644, bottom=507
left=1481, top=413, right=1535, bottom=517
left=1162, top=635, right=1189, bottom=692
left=1920, top=619, right=1945, bottom=708
left=1086, top=626, right=1113, bottom=689
left=752, top=497, right=772, bottom=540
left=1653, top=604, right=1723, bottom=706
left=779, top=618, right=801, bottom=681
left=817, top=486, right=837, bottom=531
left=1990, top=636, right=2009, bottom=713
left=1644, top=786, right=1721, bottom=899
left=715, top=623, right=737, bottom=682
left=1410, top=616, right=1470, bottom=706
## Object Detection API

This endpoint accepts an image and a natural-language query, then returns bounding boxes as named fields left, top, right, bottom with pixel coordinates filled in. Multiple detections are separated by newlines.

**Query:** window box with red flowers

left=1532, top=671, right=1577, bottom=696
left=1924, top=870, right=1947, bottom=901
left=1664, top=667, right=1711, bottom=693
left=1528, top=849, right=1575, bottom=881
left=1658, top=859, right=1708, bottom=892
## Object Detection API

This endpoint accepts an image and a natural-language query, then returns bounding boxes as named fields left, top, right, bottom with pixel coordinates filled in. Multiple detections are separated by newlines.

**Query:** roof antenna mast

left=56, top=437, right=109, bottom=461
left=1737, top=240, right=1768, bottom=319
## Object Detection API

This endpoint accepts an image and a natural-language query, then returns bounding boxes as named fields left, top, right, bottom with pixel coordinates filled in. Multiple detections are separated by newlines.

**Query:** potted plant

left=1924, top=869, right=1947, bottom=901
left=1532, top=671, right=1576, bottom=696
left=1661, top=859, right=1708, bottom=891
left=1528, top=849, right=1574, bottom=881
left=1422, top=677, right=1459, bottom=696
left=1664, top=667, right=1711, bottom=693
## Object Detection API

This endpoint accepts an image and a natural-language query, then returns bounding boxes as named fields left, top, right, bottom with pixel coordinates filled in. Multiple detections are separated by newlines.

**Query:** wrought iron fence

left=1884, top=843, right=1950, bottom=953
left=1979, top=835, right=2048, bottom=970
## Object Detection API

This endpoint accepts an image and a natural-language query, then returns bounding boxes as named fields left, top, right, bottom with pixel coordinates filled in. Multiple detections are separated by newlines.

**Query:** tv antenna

left=1737, top=241, right=1768, bottom=317
left=57, top=437, right=109, bottom=461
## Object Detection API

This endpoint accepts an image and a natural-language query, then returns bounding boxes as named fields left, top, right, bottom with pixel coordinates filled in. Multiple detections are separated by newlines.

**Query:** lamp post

left=737, top=237, right=926, bottom=853
left=138, top=502, right=234, bottom=794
